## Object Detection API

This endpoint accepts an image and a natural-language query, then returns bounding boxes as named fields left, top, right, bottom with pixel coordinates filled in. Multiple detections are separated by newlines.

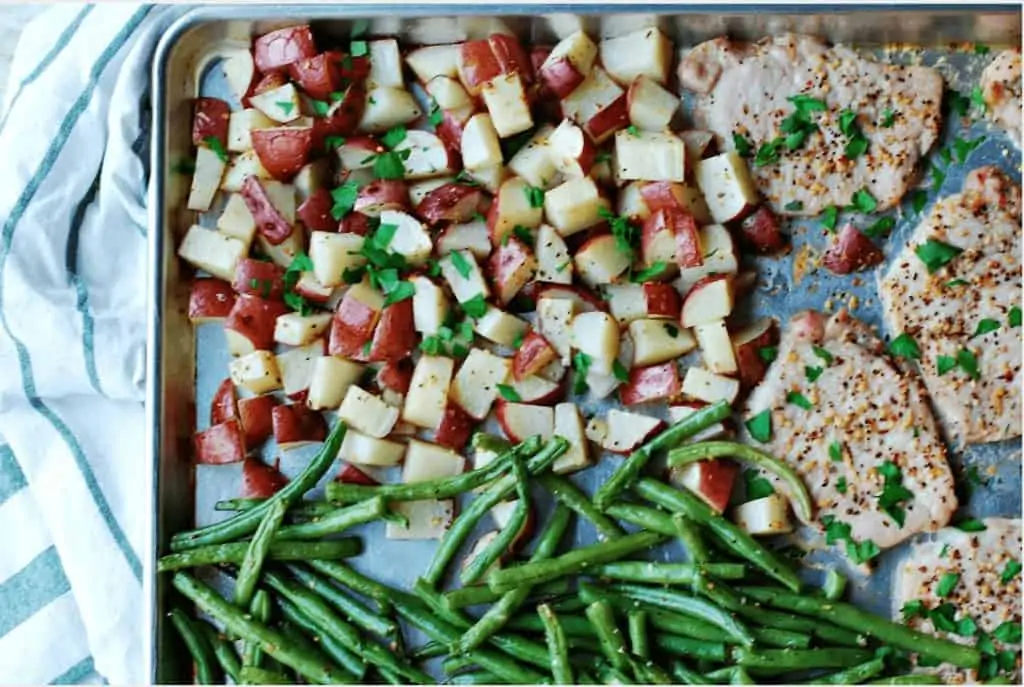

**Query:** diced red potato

left=294, top=273, right=334, bottom=304
left=186, top=147, right=227, bottom=212
left=253, top=25, right=318, bottom=74
left=574, top=233, right=631, bottom=287
left=495, top=401, right=554, bottom=443
left=340, top=430, right=407, bottom=467
left=548, top=119, right=597, bottom=179
left=561, top=67, right=628, bottom=143
left=440, top=250, right=490, bottom=304
left=673, top=224, right=739, bottom=294
left=328, top=283, right=384, bottom=358
left=366, top=299, right=417, bottom=363
left=222, top=48, right=255, bottom=104
left=251, top=127, right=314, bottom=181
left=192, top=97, right=231, bottom=148
left=489, top=33, right=534, bottom=83
left=272, top=403, right=329, bottom=449
left=403, top=355, right=455, bottom=430
left=221, top=150, right=271, bottom=194
left=668, top=459, right=739, bottom=514
left=337, top=386, right=400, bottom=438
left=539, top=31, right=598, bottom=98
left=395, top=130, right=460, bottom=180
left=507, top=125, right=558, bottom=189
left=286, top=52, right=342, bottom=100
left=585, top=409, right=663, bottom=454
left=457, top=39, right=503, bottom=95
left=312, top=82, right=367, bottom=142
left=680, top=275, right=735, bottom=329
left=730, top=317, right=778, bottom=389
left=210, top=378, right=237, bottom=426
left=619, top=361, right=680, bottom=406
left=240, top=458, right=290, bottom=498
left=694, top=151, right=760, bottom=224
left=354, top=180, right=410, bottom=217
left=614, top=130, right=685, bottom=182
left=508, top=373, right=563, bottom=405
left=626, top=76, right=678, bottom=131
left=250, top=71, right=289, bottom=97
left=488, top=237, right=538, bottom=305
left=309, top=231, right=366, bottom=288
left=680, top=130, right=717, bottom=167
left=474, top=306, right=529, bottom=347
left=630, top=318, right=697, bottom=366
left=217, top=194, right=258, bottom=250
left=417, top=183, right=484, bottom=225
left=739, top=206, right=787, bottom=254
left=276, top=340, right=326, bottom=397
left=358, top=87, right=422, bottom=134
left=434, top=402, right=476, bottom=451
left=461, top=113, right=503, bottom=172
left=368, top=39, right=405, bottom=88
left=375, top=359, right=414, bottom=395
left=450, top=348, right=511, bottom=420
left=487, top=176, right=544, bottom=244
left=386, top=499, right=456, bottom=540
left=681, top=367, right=740, bottom=405
left=426, top=74, right=474, bottom=111
left=571, top=311, right=620, bottom=375
left=604, top=283, right=680, bottom=325
left=535, top=224, right=574, bottom=284
left=462, top=163, right=506, bottom=194
left=535, top=283, right=606, bottom=313
left=336, top=462, right=380, bottom=486
left=188, top=278, right=237, bottom=323
left=237, top=394, right=278, bottom=446
left=551, top=403, right=590, bottom=473
left=296, top=188, right=336, bottom=232
left=229, top=351, right=283, bottom=394
left=338, top=212, right=373, bottom=236
left=240, top=176, right=294, bottom=245
left=822, top=224, right=884, bottom=275
left=307, top=357, right=363, bottom=411
left=194, top=419, right=246, bottom=465
left=600, top=28, right=673, bottom=85
left=249, top=83, right=302, bottom=124
left=543, top=176, right=609, bottom=237
left=435, top=111, right=471, bottom=158
left=734, top=494, right=794, bottom=536
left=406, top=43, right=461, bottom=83
left=232, top=259, right=285, bottom=300
left=641, top=207, right=701, bottom=268
left=224, top=295, right=290, bottom=355
left=693, top=320, right=739, bottom=375
left=274, top=313, right=332, bottom=347
left=481, top=72, right=534, bottom=138
left=512, top=331, right=558, bottom=380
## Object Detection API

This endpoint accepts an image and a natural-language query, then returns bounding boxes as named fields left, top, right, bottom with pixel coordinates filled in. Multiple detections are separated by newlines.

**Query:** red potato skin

left=313, top=81, right=367, bottom=146
left=488, top=237, right=536, bottom=304
left=337, top=463, right=380, bottom=486
left=585, top=94, right=629, bottom=143
left=619, top=362, right=681, bottom=406
left=376, top=359, right=413, bottom=394
left=253, top=25, right=318, bottom=74
left=241, top=458, right=290, bottom=498
left=297, top=188, right=337, bottom=232
left=670, top=459, right=739, bottom=514
left=251, top=72, right=289, bottom=98
left=367, top=299, right=416, bottom=362
left=272, top=403, right=329, bottom=446
left=416, top=184, right=484, bottom=225
left=328, top=291, right=381, bottom=358
left=232, top=258, right=286, bottom=300
left=295, top=275, right=333, bottom=303
left=822, top=224, right=884, bottom=275
left=739, top=205, right=787, bottom=254
left=192, top=97, right=231, bottom=148
left=534, top=283, right=607, bottom=312
left=512, top=331, right=557, bottom=380
left=541, top=56, right=586, bottom=100
left=194, top=419, right=246, bottom=465
left=642, top=282, right=681, bottom=318
left=354, top=180, right=411, bottom=217
left=494, top=400, right=527, bottom=443
left=489, top=34, right=534, bottom=83
left=436, top=111, right=469, bottom=156
left=225, top=295, right=290, bottom=351
left=643, top=208, right=702, bottom=268
left=251, top=127, right=314, bottom=182
left=188, top=278, right=237, bottom=322
left=458, top=39, right=502, bottom=95
left=434, top=402, right=476, bottom=451
left=237, top=394, right=277, bottom=447
left=732, top=319, right=779, bottom=390
left=287, top=52, right=342, bottom=101
left=241, top=176, right=294, bottom=245
left=210, top=378, right=237, bottom=426
left=337, top=53, right=371, bottom=83
left=338, top=212, right=373, bottom=236
left=639, top=181, right=685, bottom=213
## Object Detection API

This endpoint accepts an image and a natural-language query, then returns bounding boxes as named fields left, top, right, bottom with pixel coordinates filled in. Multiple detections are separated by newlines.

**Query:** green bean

left=594, top=660, right=633, bottom=685
left=216, top=498, right=336, bottom=517
left=607, top=583, right=754, bottom=647
left=285, top=564, right=395, bottom=637
left=692, top=577, right=864, bottom=647
left=262, top=569, right=431, bottom=683
left=424, top=437, right=568, bottom=586
left=444, top=578, right=569, bottom=610
left=243, top=591, right=271, bottom=668
left=576, top=668, right=599, bottom=685
left=593, top=561, right=746, bottom=584
left=412, top=641, right=447, bottom=660
left=866, top=676, right=943, bottom=685
left=595, top=400, right=732, bottom=508
left=822, top=569, right=847, bottom=601
left=199, top=622, right=242, bottom=683
left=235, top=499, right=288, bottom=607
left=585, top=600, right=630, bottom=671
left=578, top=583, right=732, bottom=644
left=461, top=453, right=531, bottom=584
left=487, top=531, right=663, bottom=594
left=731, top=647, right=874, bottom=670
left=157, top=539, right=362, bottom=571
left=171, top=422, right=347, bottom=550
left=667, top=441, right=813, bottom=522
left=305, top=560, right=417, bottom=608
left=447, top=670, right=507, bottom=685
left=605, top=502, right=678, bottom=535
left=737, top=586, right=981, bottom=669
left=275, top=497, right=385, bottom=540
left=171, top=572, right=344, bottom=684
left=275, top=596, right=366, bottom=680
left=239, top=666, right=295, bottom=684
left=168, top=608, right=220, bottom=685
left=649, top=606, right=810, bottom=649
left=326, top=437, right=540, bottom=504
left=704, top=666, right=754, bottom=684
left=507, top=612, right=596, bottom=637
left=627, top=611, right=649, bottom=660
left=634, top=478, right=801, bottom=592
left=550, top=596, right=588, bottom=614
left=634, top=659, right=674, bottom=685
left=810, top=658, right=886, bottom=684
left=392, top=597, right=548, bottom=684
left=673, top=513, right=711, bottom=564
left=442, top=654, right=478, bottom=673
left=653, top=634, right=729, bottom=662
left=457, top=504, right=572, bottom=652
left=538, top=474, right=624, bottom=541
left=672, top=660, right=710, bottom=685
left=539, top=604, right=574, bottom=684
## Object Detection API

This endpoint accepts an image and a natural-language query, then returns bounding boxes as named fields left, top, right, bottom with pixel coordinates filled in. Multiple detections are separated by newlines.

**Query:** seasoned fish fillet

left=742, top=310, right=956, bottom=552
left=678, top=33, right=943, bottom=216
left=879, top=166, right=1022, bottom=445
left=980, top=49, right=1022, bottom=144
left=893, top=518, right=1022, bottom=684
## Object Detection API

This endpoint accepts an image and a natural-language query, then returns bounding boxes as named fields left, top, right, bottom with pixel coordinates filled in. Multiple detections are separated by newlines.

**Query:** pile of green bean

left=161, top=412, right=979, bottom=685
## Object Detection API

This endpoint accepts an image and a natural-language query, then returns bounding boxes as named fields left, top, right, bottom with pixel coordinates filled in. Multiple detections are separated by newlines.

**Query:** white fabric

left=0, top=5, right=184, bottom=683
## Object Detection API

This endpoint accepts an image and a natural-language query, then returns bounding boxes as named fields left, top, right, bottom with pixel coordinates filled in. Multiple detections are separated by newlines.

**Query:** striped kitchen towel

left=0, top=4, right=184, bottom=683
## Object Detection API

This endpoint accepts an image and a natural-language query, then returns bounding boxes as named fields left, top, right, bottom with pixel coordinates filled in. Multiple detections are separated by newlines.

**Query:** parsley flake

left=787, top=391, right=813, bottom=410
left=203, top=136, right=229, bottom=163
left=821, top=206, right=839, bottom=232
left=663, top=324, right=679, bottom=338
left=1001, top=560, right=1022, bottom=584
left=812, top=345, right=834, bottom=365
left=754, top=138, right=784, bottom=167
left=630, top=262, right=669, bottom=283
left=460, top=294, right=488, bottom=319
left=909, top=190, right=928, bottom=215
left=936, top=355, right=958, bottom=376
left=955, top=517, right=987, bottom=532
left=525, top=186, right=545, bottom=208
left=612, top=359, right=630, bottom=383
left=598, top=207, right=639, bottom=261
left=863, top=216, right=896, bottom=238
left=880, top=109, right=896, bottom=128
left=915, top=238, right=962, bottom=273
left=806, top=365, right=824, bottom=382
left=953, top=136, right=985, bottom=164
left=992, top=622, right=1021, bottom=644
left=758, top=346, right=778, bottom=363
left=572, top=352, right=592, bottom=395
left=350, top=40, right=368, bottom=57
left=745, top=410, right=772, bottom=443
left=625, top=125, right=640, bottom=137
left=1008, top=306, right=1021, bottom=328
left=380, top=125, right=407, bottom=150
left=744, top=469, right=775, bottom=501
left=956, top=348, right=981, bottom=380
left=325, top=135, right=346, bottom=151
left=733, top=133, right=753, bottom=157
left=850, top=188, right=878, bottom=214
left=383, top=280, right=415, bottom=305
left=330, top=180, right=361, bottom=220
left=449, top=251, right=472, bottom=279
left=972, top=318, right=1000, bottom=338
left=784, top=200, right=804, bottom=212
left=878, top=461, right=914, bottom=528
left=836, top=476, right=848, bottom=494
left=829, top=441, right=843, bottom=462
left=901, top=600, right=926, bottom=621
left=496, top=384, right=521, bottom=402
left=888, top=332, right=921, bottom=360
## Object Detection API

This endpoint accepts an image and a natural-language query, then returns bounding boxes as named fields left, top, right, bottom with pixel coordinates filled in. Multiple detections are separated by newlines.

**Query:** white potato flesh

left=358, top=87, right=422, bottom=133
left=229, top=350, right=283, bottom=394
left=440, top=250, right=490, bottom=303
left=227, top=108, right=274, bottom=152
left=681, top=367, right=739, bottom=405
left=630, top=319, right=697, bottom=366
left=734, top=494, right=794, bottom=536
left=403, top=440, right=466, bottom=482
left=337, top=385, right=401, bottom=438
left=222, top=49, right=254, bottom=103
left=482, top=73, right=534, bottom=138
left=461, top=113, right=504, bottom=171
left=535, top=224, right=574, bottom=284
left=694, top=151, right=760, bottom=224
left=628, top=76, right=679, bottom=131
left=552, top=403, right=590, bottom=474
left=386, top=499, right=455, bottom=540
left=339, top=429, right=407, bottom=467
left=249, top=83, right=302, bottom=123
left=600, top=28, right=672, bottom=85
left=307, top=356, right=364, bottom=410
left=474, top=306, right=529, bottom=347
left=571, top=311, right=619, bottom=374
left=275, top=341, right=324, bottom=397
left=368, top=39, right=404, bottom=87
left=499, top=403, right=554, bottom=442
left=381, top=210, right=432, bottom=265
left=256, top=229, right=304, bottom=269
left=409, top=176, right=456, bottom=206
left=537, top=297, right=576, bottom=362
left=437, top=219, right=491, bottom=259
left=178, top=225, right=246, bottom=282
left=543, top=176, right=608, bottom=236
left=574, top=235, right=631, bottom=287
left=274, top=313, right=332, bottom=347
left=217, top=193, right=257, bottom=249
left=451, top=348, right=512, bottom=420
left=614, top=130, right=685, bottom=182
left=309, top=231, right=366, bottom=288
left=492, top=176, right=544, bottom=243
left=410, top=276, right=449, bottom=336
left=507, top=125, right=559, bottom=189
left=406, top=44, right=461, bottom=83
left=403, top=355, right=454, bottom=429
left=221, top=150, right=271, bottom=193
left=394, top=130, right=456, bottom=180
left=693, top=320, right=739, bottom=375
left=542, top=30, right=598, bottom=82
left=187, top=147, right=227, bottom=212
left=675, top=225, right=739, bottom=294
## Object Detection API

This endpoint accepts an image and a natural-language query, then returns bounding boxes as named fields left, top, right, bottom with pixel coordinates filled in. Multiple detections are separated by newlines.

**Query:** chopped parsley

left=946, top=89, right=971, bottom=117
left=974, top=43, right=991, bottom=55
left=204, top=136, right=229, bottom=163
left=172, top=158, right=195, bottom=175
left=839, top=109, right=869, bottom=159
left=850, top=188, right=878, bottom=214
left=758, top=346, right=778, bottom=363
left=936, top=355, right=958, bottom=376
left=829, top=441, right=843, bottom=462
left=953, top=136, right=985, bottom=163
left=970, top=86, right=987, bottom=111
left=732, top=132, right=753, bottom=157
left=930, top=163, right=947, bottom=192
left=880, top=109, right=896, bottom=128
left=275, top=100, right=295, bottom=116
left=324, top=135, right=346, bottom=151
left=496, top=384, right=521, bottom=402
left=663, top=323, right=679, bottom=338
left=380, top=125, right=407, bottom=149
left=744, top=469, right=775, bottom=501
left=887, top=332, right=921, bottom=360
left=630, top=262, right=669, bottom=283
left=901, top=600, right=926, bottom=621
left=954, top=517, right=987, bottom=532
left=784, top=200, right=804, bottom=212
left=1001, top=560, right=1022, bottom=584
left=863, top=216, right=896, bottom=238
left=946, top=278, right=969, bottom=288
left=612, top=359, right=630, bottom=383
left=847, top=539, right=881, bottom=565
left=510, top=225, right=534, bottom=247
left=956, top=348, right=981, bottom=380
left=812, top=345, right=834, bottom=365
left=836, top=476, right=848, bottom=494
left=915, top=238, right=962, bottom=273
left=909, top=190, right=928, bottom=215
left=595, top=151, right=613, bottom=164
left=428, top=99, right=443, bottom=128
left=373, top=151, right=407, bottom=180
left=625, top=125, right=641, bottom=137
left=598, top=207, right=639, bottom=261
left=572, top=351, right=592, bottom=395
left=822, top=515, right=852, bottom=544
left=787, top=391, right=813, bottom=410
left=805, top=365, right=824, bottom=382
left=449, top=251, right=473, bottom=279
left=992, top=622, right=1021, bottom=644
left=350, top=40, right=368, bottom=57
left=309, top=99, right=330, bottom=117
left=330, top=180, right=361, bottom=220
left=754, top=138, right=784, bottom=167
left=525, top=186, right=545, bottom=208
left=460, top=294, right=488, bottom=319
left=382, top=280, right=415, bottom=306
left=745, top=410, right=772, bottom=443
left=821, top=515, right=878, bottom=563
left=1008, top=306, right=1021, bottom=328
left=821, top=206, right=839, bottom=232
left=972, top=318, right=1000, bottom=338
left=878, top=461, right=914, bottom=528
